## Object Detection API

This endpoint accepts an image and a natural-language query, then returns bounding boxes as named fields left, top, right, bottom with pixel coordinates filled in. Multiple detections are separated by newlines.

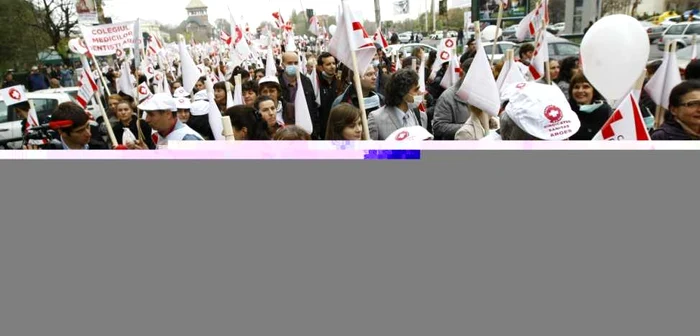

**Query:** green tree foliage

left=0, top=0, right=52, bottom=71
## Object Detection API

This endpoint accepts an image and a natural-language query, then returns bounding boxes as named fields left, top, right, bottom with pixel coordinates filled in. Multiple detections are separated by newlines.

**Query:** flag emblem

left=395, top=131, right=409, bottom=140
left=544, top=105, right=563, bottom=123
left=138, top=86, right=148, bottom=95
left=8, top=88, right=20, bottom=101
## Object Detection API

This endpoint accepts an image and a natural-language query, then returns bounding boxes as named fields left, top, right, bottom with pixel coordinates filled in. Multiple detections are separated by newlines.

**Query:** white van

left=0, top=92, right=74, bottom=149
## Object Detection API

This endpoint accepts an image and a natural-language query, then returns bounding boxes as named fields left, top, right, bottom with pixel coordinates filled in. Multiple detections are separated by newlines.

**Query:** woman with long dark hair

left=567, top=73, right=612, bottom=140
left=224, top=105, right=271, bottom=140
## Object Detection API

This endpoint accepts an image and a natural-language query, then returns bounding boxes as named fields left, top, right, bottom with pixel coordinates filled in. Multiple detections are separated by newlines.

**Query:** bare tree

left=27, top=0, right=79, bottom=64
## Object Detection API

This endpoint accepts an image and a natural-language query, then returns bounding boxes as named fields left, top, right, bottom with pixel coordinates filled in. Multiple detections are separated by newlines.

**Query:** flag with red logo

left=272, top=11, right=285, bottom=29
left=373, top=27, right=389, bottom=49
left=529, top=31, right=549, bottom=81
left=220, top=30, right=232, bottom=46
left=457, top=38, right=501, bottom=116
left=0, top=85, right=42, bottom=143
left=329, top=1, right=377, bottom=75
left=309, top=16, right=321, bottom=36
left=148, top=35, right=164, bottom=55
left=429, top=38, right=456, bottom=80
left=76, top=70, right=99, bottom=108
left=136, top=82, right=153, bottom=102
left=515, top=0, right=549, bottom=41
left=592, top=93, right=651, bottom=141
left=440, top=55, right=461, bottom=89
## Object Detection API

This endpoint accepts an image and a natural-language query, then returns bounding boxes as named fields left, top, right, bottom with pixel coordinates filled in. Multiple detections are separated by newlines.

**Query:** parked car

left=0, top=91, right=74, bottom=149
left=430, top=30, right=445, bottom=39
left=35, top=87, right=102, bottom=118
left=384, top=43, right=437, bottom=58
left=398, top=32, right=413, bottom=43
left=502, top=24, right=519, bottom=39
left=660, top=15, right=683, bottom=28
left=657, top=22, right=700, bottom=50
left=639, top=21, right=665, bottom=42
left=482, top=41, right=517, bottom=62
left=446, top=30, right=458, bottom=38
left=513, top=35, right=580, bottom=62
left=547, top=22, right=565, bottom=34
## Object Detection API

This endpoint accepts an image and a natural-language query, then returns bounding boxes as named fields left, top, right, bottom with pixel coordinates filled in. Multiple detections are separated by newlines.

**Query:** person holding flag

left=131, top=93, right=204, bottom=149
left=650, top=81, right=700, bottom=140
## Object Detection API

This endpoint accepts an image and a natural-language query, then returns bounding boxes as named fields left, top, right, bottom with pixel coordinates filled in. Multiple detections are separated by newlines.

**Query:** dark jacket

left=187, top=115, right=215, bottom=140
left=281, top=101, right=296, bottom=126
left=427, top=65, right=448, bottom=100
left=277, top=73, right=321, bottom=138
left=112, top=116, right=156, bottom=149
left=568, top=100, right=613, bottom=140
left=317, top=72, right=340, bottom=139
left=2, top=79, right=19, bottom=89
left=27, top=73, right=49, bottom=92
left=650, top=117, right=700, bottom=140
left=332, top=85, right=386, bottom=116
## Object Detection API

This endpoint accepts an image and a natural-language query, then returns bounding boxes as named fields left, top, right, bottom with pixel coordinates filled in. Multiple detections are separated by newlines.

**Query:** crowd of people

left=6, top=33, right=700, bottom=150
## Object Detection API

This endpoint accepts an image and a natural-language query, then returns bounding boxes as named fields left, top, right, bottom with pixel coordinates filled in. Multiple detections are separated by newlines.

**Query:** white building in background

left=140, top=20, right=171, bottom=42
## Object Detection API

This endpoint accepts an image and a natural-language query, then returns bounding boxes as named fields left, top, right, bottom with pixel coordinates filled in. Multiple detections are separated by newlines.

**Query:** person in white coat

left=130, top=93, right=204, bottom=149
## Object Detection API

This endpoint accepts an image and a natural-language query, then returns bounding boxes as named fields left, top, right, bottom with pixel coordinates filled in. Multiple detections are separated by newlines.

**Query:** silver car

left=657, top=22, right=700, bottom=50
left=639, top=21, right=665, bottom=42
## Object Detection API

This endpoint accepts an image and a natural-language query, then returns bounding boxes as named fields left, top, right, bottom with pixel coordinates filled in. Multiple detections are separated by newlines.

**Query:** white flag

left=529, top=31, right=549, bottom=81
left=329, top=0, right=376, bottom=75
left=0, top=85, right=28, bottom=105
left=136, top=82, right=153, bottom=102
left=204, top=73, right=225, bottom=140
left=457, top=39, right=501, bottom=117
left=294, top=71, right=314, bottom=134
left=76, top=70, right=99, bottom=108
left=179, top=37, right=201, bottom=94
left=117, top=60, right=136, bottom=97
left=440, top=56, right=461, bottom=89
left=644, top=43, right=682, bottom=110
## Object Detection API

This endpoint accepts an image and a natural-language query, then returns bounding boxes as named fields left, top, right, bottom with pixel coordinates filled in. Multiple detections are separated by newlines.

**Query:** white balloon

left=329, top=25, right=337, bottom=36
left=580, top=14, right=650, bottom=103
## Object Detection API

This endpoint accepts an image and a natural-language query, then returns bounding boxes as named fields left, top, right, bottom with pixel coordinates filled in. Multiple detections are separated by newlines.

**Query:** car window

left=685, top=24, right=700, bottom=35
left=554, top=43, right=580, bottom=56
left=666, top=24, right=688, bottom=35
left=0, top=101, right=8, bottom=123
left=30, top=98, right=59, bottom=123
left=498, top=43, right=515, bottom=54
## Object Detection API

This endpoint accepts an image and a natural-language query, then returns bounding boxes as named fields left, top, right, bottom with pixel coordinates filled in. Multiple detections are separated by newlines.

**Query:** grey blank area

left=0, top=152, right=698, bottom=336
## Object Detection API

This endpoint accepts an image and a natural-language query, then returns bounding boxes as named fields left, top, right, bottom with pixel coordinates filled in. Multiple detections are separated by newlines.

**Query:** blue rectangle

left=363, top=150, right=421, bottom=160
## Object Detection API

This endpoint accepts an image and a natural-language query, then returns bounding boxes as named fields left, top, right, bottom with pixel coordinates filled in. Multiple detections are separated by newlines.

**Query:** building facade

left=181, top=0, right=214, bottom=42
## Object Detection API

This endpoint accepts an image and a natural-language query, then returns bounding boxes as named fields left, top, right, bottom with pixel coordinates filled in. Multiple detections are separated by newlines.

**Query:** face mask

left=408, top=95, right=423, bottom=109
left=364, top=94, right=381, bottom=109
left=644, top=116, right=655, bottom=130
left=285, top=65, right=298, bottom=77
left=578, top=102, right=603, bottom=114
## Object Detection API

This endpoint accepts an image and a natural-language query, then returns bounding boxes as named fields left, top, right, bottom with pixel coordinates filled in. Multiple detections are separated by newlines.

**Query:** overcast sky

left=103, top=0, right=468, bottom=28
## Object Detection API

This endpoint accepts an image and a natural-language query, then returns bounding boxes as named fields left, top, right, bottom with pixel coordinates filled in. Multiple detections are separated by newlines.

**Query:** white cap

left=189, top=100, right=210, bottom=116
left=386, top=126, right=434, bottom=141
left=137, top=92, right=177, bottom=112
left=173, top=87, right=189, bottom=97
left=175, top=97, right=191, bottom=110
left=501, top=82, right=581, bottom=140
left=258, top=76, right=279, bottom=85
left=193, top=90, right=209, bottom=102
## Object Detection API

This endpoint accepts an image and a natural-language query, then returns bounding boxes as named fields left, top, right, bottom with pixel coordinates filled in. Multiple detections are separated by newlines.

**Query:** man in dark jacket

left=277, top=52, right=321, bottom=139
left=316, top=52, right=340, bottom=139
left=332, top=65, right=385, bottom=116
left=27, top=66, right=49, bottom=92
left=2, top=71, right=19, bottom=89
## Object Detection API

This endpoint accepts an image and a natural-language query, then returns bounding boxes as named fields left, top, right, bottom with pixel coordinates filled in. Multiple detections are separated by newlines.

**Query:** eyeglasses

left=678, top=100, right=700, bottom=108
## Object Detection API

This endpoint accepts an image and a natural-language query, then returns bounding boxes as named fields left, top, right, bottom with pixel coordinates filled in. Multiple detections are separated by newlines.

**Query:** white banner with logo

left=80, top=21, right=139, bottom=56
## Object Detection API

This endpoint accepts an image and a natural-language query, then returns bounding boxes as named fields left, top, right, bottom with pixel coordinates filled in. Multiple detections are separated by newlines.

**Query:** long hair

left=325, top=103, right=366, bottom=140
left=225, top=105, right=271, bottom=140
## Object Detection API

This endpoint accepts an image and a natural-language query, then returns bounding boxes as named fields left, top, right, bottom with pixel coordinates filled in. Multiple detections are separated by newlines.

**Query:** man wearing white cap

left=133, top=92, right=203, bottom=148
left=485, top=82, right=581, bottom=141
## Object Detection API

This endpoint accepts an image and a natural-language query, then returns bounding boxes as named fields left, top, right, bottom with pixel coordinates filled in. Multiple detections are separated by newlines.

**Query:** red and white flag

left=272, top=11, right=285, bottom=29
left=430, top=38, right=456, bottom=80
left=644, top=43, right=682, bottom=110
left=440, top=55, right=462, bottom=89
left=220, top=30, right=232, bottom=46
left=76, top=70, right=99, bottom=108
left=515, top=0, right=549, bottom=41
left=329, top=0, right=377, bottom=75
left=529, top=31, right=549, bottom=81
left=592, top=93, right=651, bottom=141
left=496, top=56, right=527, bottom=92
left=0, top=85, right=28, bottom=105
left=148, top=35, right=164, bottom=55
left=373, top=27, right=389, bottom=49
left=136, top=82, right=153, bottom=102
left=309, top=16, right=321, bottom=36
left=457, top=38, right=501, bottom=117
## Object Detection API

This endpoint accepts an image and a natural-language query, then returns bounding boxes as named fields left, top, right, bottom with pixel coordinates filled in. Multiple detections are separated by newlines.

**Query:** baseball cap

left=31, top=66, right=38, bottom=71
left=386, top=126, right=434, bottom=141
left=175, top=97, right=191, bottom=110
left=173, top=87, right=189, bottom=97
left=258, top=76, right=280, bottom=86
left=137, top=92, right=177, bottom=112
left=189, top=100, right=210, bottom=116
left=500, top=82, right=581, bottom=140
left=193, top=90, right=209, bottom=102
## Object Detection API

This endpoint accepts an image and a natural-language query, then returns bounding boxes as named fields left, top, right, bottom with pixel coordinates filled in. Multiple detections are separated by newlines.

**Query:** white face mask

left=364, top=94, right=381, bottom=109
left=408, top=95, right=423, bottom=109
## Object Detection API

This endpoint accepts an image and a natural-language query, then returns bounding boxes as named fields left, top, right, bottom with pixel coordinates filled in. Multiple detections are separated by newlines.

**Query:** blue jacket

left=27, top=73, right=49, bottom=91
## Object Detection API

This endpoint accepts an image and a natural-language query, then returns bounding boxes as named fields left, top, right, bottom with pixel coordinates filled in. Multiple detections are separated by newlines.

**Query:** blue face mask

left=643, top=116, right=655, bottom=130
left=579, top=102, right=604, bottom=114
left=285, top=65, right=298, bottom=77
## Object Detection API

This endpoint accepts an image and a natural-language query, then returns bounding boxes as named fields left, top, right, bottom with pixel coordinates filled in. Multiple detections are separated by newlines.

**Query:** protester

left=254, top=69, right=265, bottom=82
left=175, top=96, right=192, bottom=124
left=317, top=52, right=340, bottom=138
left=277, top=51, right=320, bottom=137
left=255, top=95, right=286, bottom=137
left=59, top=65, right=74, bottom=87
left=684, top=60, right=700, bottom=80
left=136, top=92, right=204, bottom=148
left=650, top=80, right=700, bottom=140
left=556, top=56, right=580, bottom=98
left=490, top=82, right=581, bottom=141
left=49, top=102, right=94, bottom=149
left=462, top=38, right=477, bottom=60
left=113, top=101, right=155, bottom=149
left=242, top=80, right=259, bottom=107
left=332, top=65, right=385, bottom=117
left=225, top=105, right=271, bottom=140
left=567, top=73, right=612, bottom=140
left=273, top=125, right=312, bottom=140
left=27, top=66, right=49, bottom=92
left=3, top=70, right=18, bottom=89
left=49, top=78, right=61, bottom=88
left=432, top=58, right=473, bottom=140
left=546, top=59, right=560, bottom=83
left=325, top=103, right=365, bottom=141
left=213, top=81, right=228, bottom=113
left=188, top=90, right=216, bottom=140
left=258, top=77, right=295, bottom=127
left=517, top=43, right=535, bottom=78
left=368, top=69, right=428, bottom=140
left=193, top=76, right=206, bottom=94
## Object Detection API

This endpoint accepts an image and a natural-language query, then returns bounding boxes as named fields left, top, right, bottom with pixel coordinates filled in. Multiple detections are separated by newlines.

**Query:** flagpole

left=491, top=3, right=504, bottom=66
left=84, top=54, right=118, bottom=147
left=350, top=49, right=370, bottom=140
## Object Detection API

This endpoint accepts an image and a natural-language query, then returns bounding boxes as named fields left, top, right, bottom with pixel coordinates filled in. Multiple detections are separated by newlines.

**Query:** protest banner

left=80, top=22, right=140, bottom=56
